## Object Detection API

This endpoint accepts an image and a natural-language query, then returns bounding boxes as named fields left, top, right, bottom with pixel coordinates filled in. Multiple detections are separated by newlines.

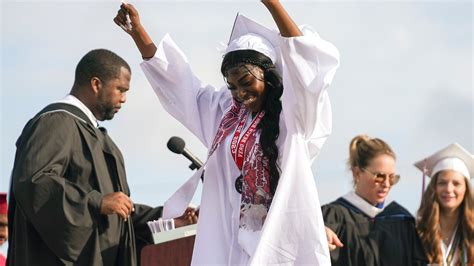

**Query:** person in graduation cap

left=322, top=135, right=428, bottom=266
left=114, top=0, right=340, bottom=264
left=415, top=143, right=474, bottom=266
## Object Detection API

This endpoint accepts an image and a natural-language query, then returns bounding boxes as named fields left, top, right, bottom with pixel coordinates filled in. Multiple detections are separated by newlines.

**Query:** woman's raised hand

left=113, top=2, right=157, bottom=59
left=113, top=3, right=141, bottom=35
left=261, top=0, right=301, bottom=37
left=261, top=0, right=280, bottom=4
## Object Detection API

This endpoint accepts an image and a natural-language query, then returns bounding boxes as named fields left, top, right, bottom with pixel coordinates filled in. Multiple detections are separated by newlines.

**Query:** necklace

left=443, top=231, right=453, bottom=245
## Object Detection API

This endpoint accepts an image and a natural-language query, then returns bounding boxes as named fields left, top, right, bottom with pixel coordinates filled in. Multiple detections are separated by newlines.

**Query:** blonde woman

left=322, top=135, right=427, bottom=265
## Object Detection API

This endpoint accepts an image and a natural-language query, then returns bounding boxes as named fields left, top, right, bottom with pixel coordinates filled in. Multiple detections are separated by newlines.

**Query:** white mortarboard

left=414, top=143, right=474, bottom=180
left=225, top=13, right=281, bottom=66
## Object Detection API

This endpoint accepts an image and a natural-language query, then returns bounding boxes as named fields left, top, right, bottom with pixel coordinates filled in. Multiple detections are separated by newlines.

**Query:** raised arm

left=113, top=3, right=157, bottom=59
left=261, top=0, right=302, bottom=37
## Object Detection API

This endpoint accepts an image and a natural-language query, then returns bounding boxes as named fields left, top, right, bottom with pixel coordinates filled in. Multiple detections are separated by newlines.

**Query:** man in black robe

left=7, top=49, right=188, bottom=265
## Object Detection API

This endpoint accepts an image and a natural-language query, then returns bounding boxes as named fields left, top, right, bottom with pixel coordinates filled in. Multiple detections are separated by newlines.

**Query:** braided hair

left=221, top=49, right=283, bottom=195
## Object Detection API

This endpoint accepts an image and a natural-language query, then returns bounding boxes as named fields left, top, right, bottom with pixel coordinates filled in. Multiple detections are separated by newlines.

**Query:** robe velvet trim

left=322, top=198, right=428, bottom=266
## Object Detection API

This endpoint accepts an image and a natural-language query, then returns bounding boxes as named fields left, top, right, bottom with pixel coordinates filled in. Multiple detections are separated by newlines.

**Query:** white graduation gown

left=440, top=225, right=468, bottom=266
left=141, top=25, right=340, bottom=265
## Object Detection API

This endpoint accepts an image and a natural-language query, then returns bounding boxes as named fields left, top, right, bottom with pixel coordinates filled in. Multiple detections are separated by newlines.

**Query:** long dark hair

left=221, top=49, right=283, bottom=195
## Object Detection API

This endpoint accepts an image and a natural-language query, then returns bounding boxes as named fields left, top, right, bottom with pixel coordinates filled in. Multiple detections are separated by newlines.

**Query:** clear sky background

left=1, top=0, right=472, bottom=218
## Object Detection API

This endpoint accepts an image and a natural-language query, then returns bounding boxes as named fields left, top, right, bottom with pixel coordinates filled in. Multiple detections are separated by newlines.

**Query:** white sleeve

left=279, top=26, right=340, bottom=159
left=140, top=34, right=232, bottom=148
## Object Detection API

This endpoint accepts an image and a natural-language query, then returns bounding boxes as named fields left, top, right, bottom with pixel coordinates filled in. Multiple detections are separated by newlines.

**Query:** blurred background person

left=0, top=193, right=7, bottom=266
left=416, top=143, right=474, bottom=265
left=322, top=134, right=427, bottom=265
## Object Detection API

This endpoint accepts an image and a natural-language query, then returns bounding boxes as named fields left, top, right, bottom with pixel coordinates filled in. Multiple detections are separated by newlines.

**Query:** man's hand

left=174, top=207, right=199, bottom=228
left=325, top=226, right=344, bottom=251
left=100, top=192, right=134, bottom=221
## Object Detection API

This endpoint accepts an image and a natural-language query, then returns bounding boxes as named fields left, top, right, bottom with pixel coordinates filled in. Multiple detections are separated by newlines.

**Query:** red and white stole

left=208, top=100, right=271, bottom=207
left=208, top=100, right=264, bottom=170
left=208, top=100, right=245, bottom=157
left=230, top=111, right=264, bottom=170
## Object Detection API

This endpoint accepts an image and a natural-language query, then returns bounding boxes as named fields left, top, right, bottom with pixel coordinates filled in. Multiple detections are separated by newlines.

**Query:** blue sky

left=1, top=0, right=472, bottom=217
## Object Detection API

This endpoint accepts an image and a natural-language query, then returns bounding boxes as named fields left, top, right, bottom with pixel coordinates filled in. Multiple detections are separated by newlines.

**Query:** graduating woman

left=322, top=135, right=428, bottom=265
left=415, top=143, right=474, bottom=265
left=114, top=1, right=339, bottom=264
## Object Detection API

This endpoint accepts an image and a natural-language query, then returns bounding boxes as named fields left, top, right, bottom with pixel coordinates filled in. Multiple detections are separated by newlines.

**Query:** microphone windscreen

left=167, top=136, right=185, bottom=154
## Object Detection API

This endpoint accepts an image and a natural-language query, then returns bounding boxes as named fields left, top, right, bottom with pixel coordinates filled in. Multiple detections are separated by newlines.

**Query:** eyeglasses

left=362, top=168, right=400, bottom=185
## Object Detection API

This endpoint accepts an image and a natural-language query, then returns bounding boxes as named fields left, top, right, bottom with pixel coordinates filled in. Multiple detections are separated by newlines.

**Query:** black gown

left=322, top=197, right=428, bottom=266
left=8, top=103, right=162, bottom=266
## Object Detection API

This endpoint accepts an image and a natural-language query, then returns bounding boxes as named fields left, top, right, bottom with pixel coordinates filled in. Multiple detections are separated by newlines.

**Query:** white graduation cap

left=225, top=13, right=281, bottom=66
left=414, top=143, right=474, bottom=180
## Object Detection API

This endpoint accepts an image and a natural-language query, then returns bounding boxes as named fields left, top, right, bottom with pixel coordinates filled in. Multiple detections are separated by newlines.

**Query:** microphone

left=167, top=136, right=204, bottom=171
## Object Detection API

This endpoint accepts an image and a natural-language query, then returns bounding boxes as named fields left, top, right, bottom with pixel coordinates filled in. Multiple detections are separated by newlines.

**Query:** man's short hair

left=74, top=49, right=131, bottom=86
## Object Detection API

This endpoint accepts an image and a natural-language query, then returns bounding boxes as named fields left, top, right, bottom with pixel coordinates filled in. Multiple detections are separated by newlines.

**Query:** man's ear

left=90, top=77, right=101, bottom=94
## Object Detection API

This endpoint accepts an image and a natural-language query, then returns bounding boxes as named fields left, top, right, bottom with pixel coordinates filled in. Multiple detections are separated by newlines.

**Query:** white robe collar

left=342, top=191, right=385, bottom=218
left=56, top=94, right=99, bottom=127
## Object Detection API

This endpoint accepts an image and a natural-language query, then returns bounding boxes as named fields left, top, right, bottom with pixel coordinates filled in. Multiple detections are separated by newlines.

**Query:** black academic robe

left=322, top=198, right=428, bottom=266
left=7, top=103, right=162, bottom=266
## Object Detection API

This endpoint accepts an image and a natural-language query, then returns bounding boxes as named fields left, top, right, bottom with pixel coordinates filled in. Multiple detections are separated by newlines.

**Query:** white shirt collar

left=342, top=191, right=385, bottom=218
left=56, top=94, right=99, bottom=127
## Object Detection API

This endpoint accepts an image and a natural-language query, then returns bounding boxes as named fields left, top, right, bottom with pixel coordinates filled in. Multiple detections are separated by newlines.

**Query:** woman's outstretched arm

left=261, top=0, right=302, bottom=37
left=113, top=3, right=157, bottom=59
